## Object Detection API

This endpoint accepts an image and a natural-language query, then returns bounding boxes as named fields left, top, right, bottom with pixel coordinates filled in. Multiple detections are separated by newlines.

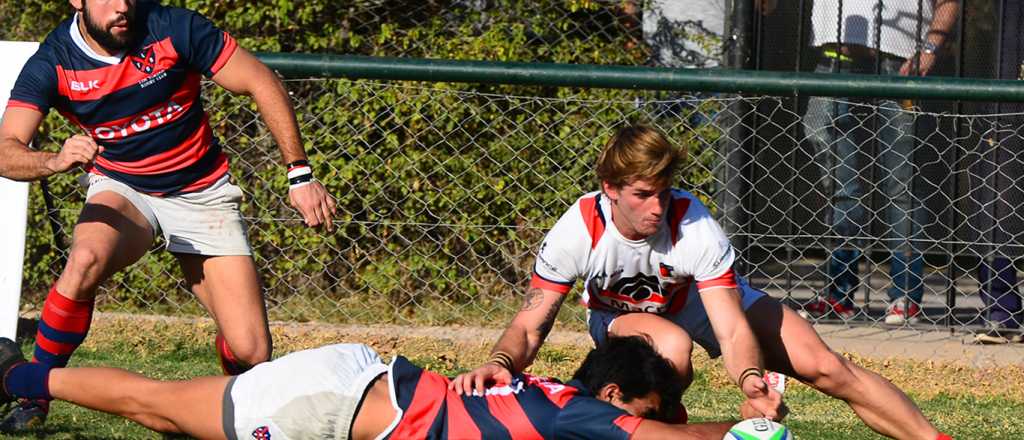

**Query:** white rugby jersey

left=530, top=189, right=737, bottom=314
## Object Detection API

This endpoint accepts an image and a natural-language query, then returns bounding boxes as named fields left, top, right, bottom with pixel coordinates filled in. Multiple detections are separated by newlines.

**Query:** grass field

left=3, top=315, right=1023, bottom=439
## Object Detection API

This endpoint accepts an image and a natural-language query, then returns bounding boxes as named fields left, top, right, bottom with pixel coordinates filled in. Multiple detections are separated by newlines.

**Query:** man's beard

left=81, top=3, right=135, bottom=52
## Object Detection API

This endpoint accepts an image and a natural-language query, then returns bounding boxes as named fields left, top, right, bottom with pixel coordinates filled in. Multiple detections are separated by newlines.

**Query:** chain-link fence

left=17, top=77, right=1024, bottom=364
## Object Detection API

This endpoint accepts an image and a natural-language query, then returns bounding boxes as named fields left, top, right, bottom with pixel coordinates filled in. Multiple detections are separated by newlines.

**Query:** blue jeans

left=804, top=55, right=924, bottom=305
left=979, top=257, right=1022, bottom=329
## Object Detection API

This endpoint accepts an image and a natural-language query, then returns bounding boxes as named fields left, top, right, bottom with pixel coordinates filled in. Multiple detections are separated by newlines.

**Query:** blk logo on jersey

left=70, top=80, right=101, bottom=92
left=131, top=46, right=157, bottom=74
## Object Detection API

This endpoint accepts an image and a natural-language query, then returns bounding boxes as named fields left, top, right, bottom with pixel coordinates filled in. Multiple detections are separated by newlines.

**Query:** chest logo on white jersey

left=609, top=274, right=663, bottom=303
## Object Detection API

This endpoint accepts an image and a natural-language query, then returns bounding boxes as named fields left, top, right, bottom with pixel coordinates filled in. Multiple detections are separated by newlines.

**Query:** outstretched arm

left=632, top=419, right=734, bottom=439
left=211, top=47, right=337, bottom=230
left=451, top=287, right=566, bottom=395
left=46, top=367, right=229, bottom=439
left=702, top=287, right=782, bottom=419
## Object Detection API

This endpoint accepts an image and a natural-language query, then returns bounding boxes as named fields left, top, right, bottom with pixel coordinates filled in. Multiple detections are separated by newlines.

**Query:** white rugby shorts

left=222, top=343, right=389, bottom=440
left=83, top=173, right=252, bottom=255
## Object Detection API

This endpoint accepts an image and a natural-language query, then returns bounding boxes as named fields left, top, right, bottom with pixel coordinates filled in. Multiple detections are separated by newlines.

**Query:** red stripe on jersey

left=445, top=391, right=482, bottom=440
left=579, top=195, right=605, bottom=249
left=176, top=153, right=229, bottom=194
left=35, top=335, right=76, bottom=356
left=665, top=281, right=691, bottom=315
left=486, top=394, right=544, bottom=440
left=56, top=38, right=178, bottom=102
left=696, top=268, right=738, bottom=291
left=529, top=274, right=572, bottom=295
left=613, top=415, right=644, bottom=434
left=668, top=198, right=691, bottom=243
left=5, top=100, right=41, bottom=112
left=389, top=371, right=449, bottom=439
left=93, top=115, right=212, bottom=175
left=599, top=289, right=669, bottom=306
left=79, top=73, right=199, bottom=141
left=524, top=375, right=576, bottom=409
left=209, top=33, right=238, bottom=75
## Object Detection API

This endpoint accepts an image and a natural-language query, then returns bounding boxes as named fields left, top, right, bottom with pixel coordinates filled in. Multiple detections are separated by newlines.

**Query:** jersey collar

left=69, top=12, right=125, bottom=65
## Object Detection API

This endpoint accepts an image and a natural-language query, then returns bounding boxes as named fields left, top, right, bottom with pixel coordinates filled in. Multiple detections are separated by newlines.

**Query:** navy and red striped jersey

left=8, top=2, right=237, bottom=195
left=386, top=356, right=645, bottom=440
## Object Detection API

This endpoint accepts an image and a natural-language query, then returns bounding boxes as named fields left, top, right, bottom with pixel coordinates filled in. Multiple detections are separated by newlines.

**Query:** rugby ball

left=723, top=418, right=793, bottom=440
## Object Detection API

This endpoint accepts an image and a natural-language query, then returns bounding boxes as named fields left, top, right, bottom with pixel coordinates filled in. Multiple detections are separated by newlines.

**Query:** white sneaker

left=884, top=298, right=921, bottom=325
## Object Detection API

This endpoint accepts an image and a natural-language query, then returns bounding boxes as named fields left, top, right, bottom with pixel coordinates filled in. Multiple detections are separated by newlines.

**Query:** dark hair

left=571, top=335, right=683, bottom=416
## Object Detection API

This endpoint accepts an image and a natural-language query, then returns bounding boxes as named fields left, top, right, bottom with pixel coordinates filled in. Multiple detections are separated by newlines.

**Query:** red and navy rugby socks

left=3, top=363, right=51, bottom=400
left=33, top=286, right=94, bottom=370
left=1, top=286, right=90, bottom=402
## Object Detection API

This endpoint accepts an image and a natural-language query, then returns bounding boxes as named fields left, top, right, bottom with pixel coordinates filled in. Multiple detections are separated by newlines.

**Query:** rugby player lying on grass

left=0, top=335, right=743, bottom=439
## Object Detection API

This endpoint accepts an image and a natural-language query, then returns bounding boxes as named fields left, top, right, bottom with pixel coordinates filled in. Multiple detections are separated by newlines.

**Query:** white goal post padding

left=0, top=41, right=38, bottom=340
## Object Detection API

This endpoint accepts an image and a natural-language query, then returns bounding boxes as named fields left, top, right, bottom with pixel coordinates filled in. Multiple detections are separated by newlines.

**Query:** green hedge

left=3, top=1, right=717, bottom=322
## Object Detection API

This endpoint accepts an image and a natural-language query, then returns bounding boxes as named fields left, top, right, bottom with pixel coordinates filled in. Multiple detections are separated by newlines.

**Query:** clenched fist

left=46, top=135, right=103, bottom=174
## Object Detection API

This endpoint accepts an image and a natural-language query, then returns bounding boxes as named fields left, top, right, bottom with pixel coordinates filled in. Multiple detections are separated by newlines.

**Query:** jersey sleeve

left=170, top=8, right=238, bottom=78
left=553, top=396, right=642, bottom=440
left=8, top=49, right=58, bottom=115
left=529, top=200, right=591, bottom=295
left=671, top=198, right=737, bottom=292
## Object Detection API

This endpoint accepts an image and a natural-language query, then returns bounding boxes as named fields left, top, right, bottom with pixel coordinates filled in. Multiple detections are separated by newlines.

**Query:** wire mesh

left=18, top=78, right=1024, bottom=365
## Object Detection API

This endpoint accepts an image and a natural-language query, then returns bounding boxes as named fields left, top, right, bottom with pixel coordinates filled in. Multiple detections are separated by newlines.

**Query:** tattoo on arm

left=521, top=288, right=544, bottom=311
left=536, top=300, right=560, bottom=340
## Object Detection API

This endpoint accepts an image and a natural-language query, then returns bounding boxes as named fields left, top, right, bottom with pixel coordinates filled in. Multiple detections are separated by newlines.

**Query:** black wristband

left=737, top=367, right=764, bottom=387
left=286, top=159, right=310, bottom=169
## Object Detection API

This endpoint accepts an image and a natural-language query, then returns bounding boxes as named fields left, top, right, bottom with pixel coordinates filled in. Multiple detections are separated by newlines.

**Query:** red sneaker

left=801, top=297, right=858, bottom=321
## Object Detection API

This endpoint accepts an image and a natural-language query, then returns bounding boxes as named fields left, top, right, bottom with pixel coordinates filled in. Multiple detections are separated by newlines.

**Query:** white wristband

left=287, top=166, right=312, bottom=180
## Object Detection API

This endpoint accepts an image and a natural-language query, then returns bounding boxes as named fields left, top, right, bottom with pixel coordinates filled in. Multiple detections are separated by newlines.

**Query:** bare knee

left=60, top=247, right=105, bottom=297
left=654, top=337, right=695, bottom=387
left=806, top=351, right=856, bottom=394
left=236, top=342, right=271, bottom=366
left=223, top=336, right=271, bottom=367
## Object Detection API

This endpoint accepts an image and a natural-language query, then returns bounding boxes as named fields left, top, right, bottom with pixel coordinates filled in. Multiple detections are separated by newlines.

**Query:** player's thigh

left=63, top=192, right=154, bottom=280
left=177, top=254, right=269, bottom=352
left=609, top=313, right=695, bottom=372
left=745, top=296, right=837, bottom=381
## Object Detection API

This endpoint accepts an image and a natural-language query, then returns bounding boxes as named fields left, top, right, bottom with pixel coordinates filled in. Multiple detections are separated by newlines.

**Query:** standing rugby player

left=0, top=0, right=335, bottom=430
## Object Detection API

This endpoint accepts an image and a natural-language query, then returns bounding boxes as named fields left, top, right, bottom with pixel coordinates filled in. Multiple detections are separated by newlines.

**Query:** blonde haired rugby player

left=452, top=124, right=952, bottom=440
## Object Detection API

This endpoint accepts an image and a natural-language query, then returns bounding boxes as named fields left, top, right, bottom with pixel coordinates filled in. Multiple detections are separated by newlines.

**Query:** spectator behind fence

left=970, top=1, right=1024, bottom=345
left=801, top=0, right=960, bottom=325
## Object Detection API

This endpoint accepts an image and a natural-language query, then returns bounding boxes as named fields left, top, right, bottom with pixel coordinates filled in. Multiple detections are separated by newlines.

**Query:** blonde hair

left=595, top=124, right=684, bottom=188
